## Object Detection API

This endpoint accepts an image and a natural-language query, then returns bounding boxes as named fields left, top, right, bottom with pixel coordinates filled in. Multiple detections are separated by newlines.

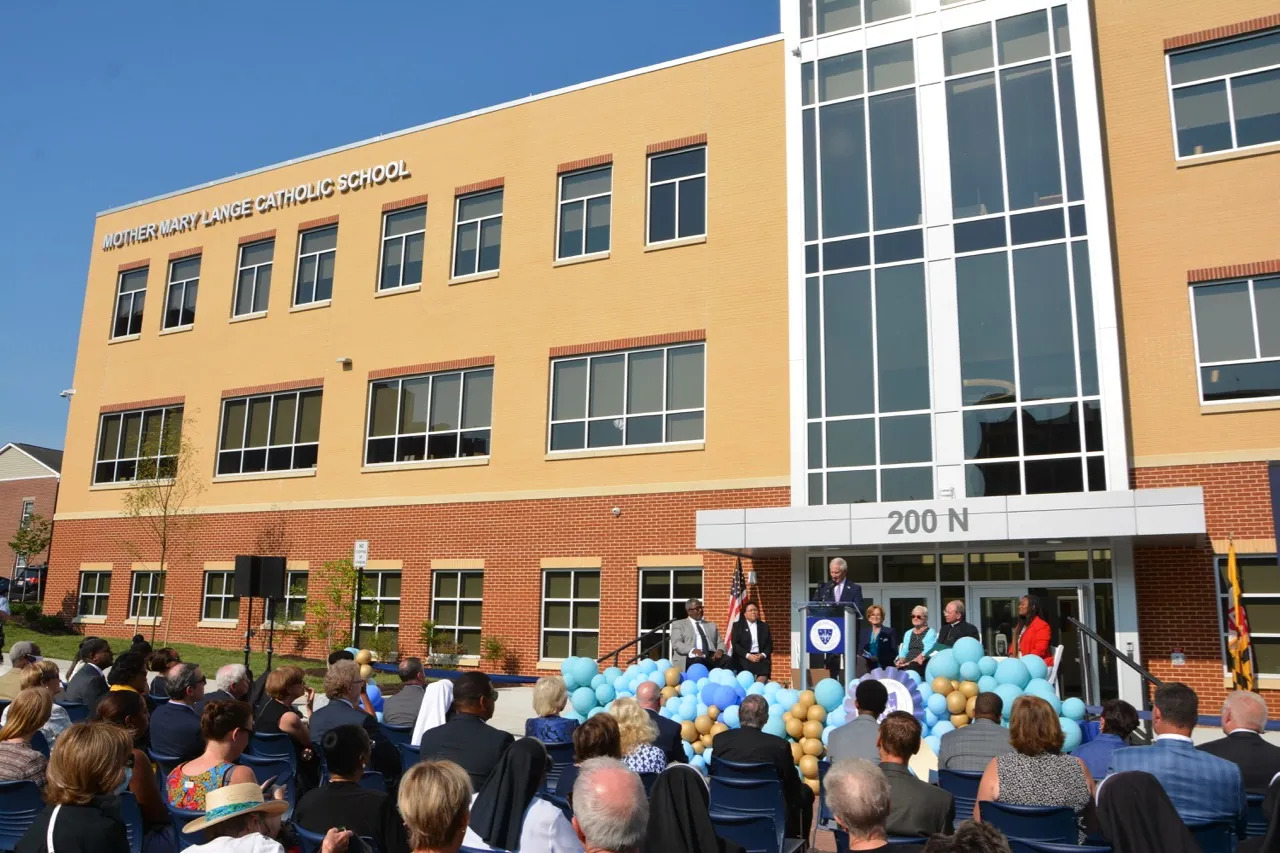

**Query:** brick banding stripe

left=369, top=355, right=496, bottom=381
left=117, top=259, right=150, bottom=273
left=646, top=133, right=708, bottom=156
left=238, top=230, right=276, bottom=245
left=168, top=246, right=202, bottom=261
left=557, top=154, right=613, bottom=175
left=298, top=215, right=339, bottom=232
left=455, top=177, right=504, bottom=196
left=100, top=395, right=185, bottom=414
left=222, top=378, right=324, bottom=399
left=382, top=194, right=429, bottom=213
left=550, top=329, right=706, bottom=358
left=1188, top=259, right=1280, bottom=283
left=1165, top=14, right=1280, bottom=50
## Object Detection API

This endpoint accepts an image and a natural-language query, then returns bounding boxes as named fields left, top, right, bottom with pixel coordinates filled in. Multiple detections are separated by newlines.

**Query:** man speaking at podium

left=816, top=557, right=864, bottom=682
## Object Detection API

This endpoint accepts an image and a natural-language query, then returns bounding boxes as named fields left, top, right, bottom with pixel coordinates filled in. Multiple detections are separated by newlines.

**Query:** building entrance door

left=971, top=584, right=1088, bottom=695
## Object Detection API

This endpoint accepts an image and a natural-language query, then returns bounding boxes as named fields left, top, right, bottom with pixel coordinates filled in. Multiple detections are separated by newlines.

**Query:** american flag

left=726, top=557, right=748, bottom=631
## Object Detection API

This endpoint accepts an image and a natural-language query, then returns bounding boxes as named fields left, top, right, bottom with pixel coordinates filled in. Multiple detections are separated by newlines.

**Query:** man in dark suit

left=879, top=712, right=954, bottom=839
left=310, top=659, right=402, bottom=781
left=150, top=662, right=207, bottom=761
left=731, top=602, right=773, bottom=682
left=64, top=637, right=113, bottom=710
left=817, top=557, right=865, bottom=682
left=196, top=663, right=251, bottom=710
left=635, top=681, right=687, bottom=765
left=1199, top=690, right=1280, bottom=794
left=712, top=694, right=813, bottom=838
left=934, top=600, right=981, bottom=650
left=418, top=671, right=514, bottom=790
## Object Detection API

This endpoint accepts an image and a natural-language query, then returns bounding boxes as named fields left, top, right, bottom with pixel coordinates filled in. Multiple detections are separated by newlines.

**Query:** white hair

left=826, top=758, right=889, bottom=842
left=572, top=758, right=648, bottom=852
left=1223, top=690, right=1269, bottom=733
left=829, top=557, right=848, bottom=572
left=214, top=663, right=249, bottom=693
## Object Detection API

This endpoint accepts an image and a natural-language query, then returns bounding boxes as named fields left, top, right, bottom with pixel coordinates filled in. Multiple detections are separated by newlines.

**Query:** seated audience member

left=1108, top=682, right=1245, bottom=832
left=713, top=694, right=813, bottom=838
left=130, top=635, right=153, bottom=657
left=151, top=663, right=207, bottom=761
left=107, top=652, right=149, bottom=694
left=644, top=764, right=743, bottom=853
left=148, top=648, right=181, bottom=696
left=0, top=687, right=52, bottom=786
left=165, top=700, right=267, bottom=811
left=934, top=601, right=981, bottom=650
left=730, top=602, right=773, bottom=682
left=91, top=691, right=169, bottom=831
left=1199, top=689, right=1280, bottom=794
left=829, top=679, right=889, bottom=764
left=418, top=672, right=513, bottom=790
left=526, top=676, right=578, bottom=743
left=895, top=606, right=938, bottom=676
left=0, top=641, right=42, bottom=700
left=411, top=679, right=453, bottom=746
left=63, top=638, right=112, bottom=710
left=294, top=725, right=410, bottom=853
left=879, top=712, right=954, bottom=839
left=382, top=657, right=428, bottom=728
left=557, top=713, right=623, bottom=796
left=463, top=738, right=581, bottom=852
left=2, top=661, right=71, bottom=747
left=571, top=758, right=649, bottom=853
left=976, top=696, right=1094, bottom=843
left=254, top=665, right=319, bottom=788
left=14, top=723, right=135, bottom=853
left=1071, top=698, right=1138, bottom=780
left=398, top=760, right=474, bottom=853
left=858, top=606, right=897, bottom=673
left=635, top=682, right=686, bottom=766
left=309, top=659, right=401, bottom=780
left=826, top=758, right=924, bottom=852
left=199, top=664, right=251, bottom=707
left=938, top=693, right=1010, bottom=773
left=1095, top=771, right=1199, bottom=853
left=613, top=697, right=667, bottom=774
left=183, top=783, right=350, bottom=853
left=921, top=821, right=1010, bottom=853
left=1011, top=596, right=1055, bottom=668
left=309, top=651, right=356, bottom=715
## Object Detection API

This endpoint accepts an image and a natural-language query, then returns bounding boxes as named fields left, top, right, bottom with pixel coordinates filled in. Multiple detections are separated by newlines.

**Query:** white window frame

left=1189, top=276, right=1280, bottom=405
left=163, top=256, right=200, bottom=331
left=281, top=570, right=308, bottom=623
left=378, top=204, right=427, bottom=291
left=112, top=268, right=147, bottom=339
left=646, top=145, right=708, bottom=246
left=1215, top=552, right=1280, bottom=678
left=94, top=405, right=183, bottom=485
left=356, top=570, right=401, bottom=643
left=77, top=571, right=111, bottom=617
left=294, top=225, right=337, bottom=307
left=364, top=367, right=493, bottom=465
left=452, top=189, right=503, bottom=278
left=129, top=571, right=165, bottom=620
left=216, top=389, right=322, bottom=476
left=637, top=567, right=703, bottom=660
left=556, top=166, right=613, bottom=260
left=233, top=239, right=273, bottom=318
left=540, top=568, right=601, bottom=661
left=202, top=570, right=239, bottom=621
left=431, top=570, right=484, bottom=656
left=547, top=343, right=707, bottom=453
left=1165, top=29, right=1280, bottom=161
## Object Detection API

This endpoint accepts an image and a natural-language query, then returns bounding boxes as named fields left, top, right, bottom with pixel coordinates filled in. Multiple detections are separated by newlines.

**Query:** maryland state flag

left=1226, top=540, right=1256, bottom=692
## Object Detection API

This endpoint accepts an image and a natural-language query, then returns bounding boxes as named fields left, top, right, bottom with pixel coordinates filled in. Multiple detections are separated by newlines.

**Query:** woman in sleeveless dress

left=164, top=700, right=260, bottom=811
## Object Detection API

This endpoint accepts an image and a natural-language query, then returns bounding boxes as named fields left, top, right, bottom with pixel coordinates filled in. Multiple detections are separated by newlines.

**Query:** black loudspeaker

left=234, top=555, right=287, bottom=598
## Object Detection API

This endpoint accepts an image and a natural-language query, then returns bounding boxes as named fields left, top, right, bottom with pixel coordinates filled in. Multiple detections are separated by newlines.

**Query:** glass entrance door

left=972, top=584, right=1088, bottom=694
left=973, top=587, right=1023, bottom=657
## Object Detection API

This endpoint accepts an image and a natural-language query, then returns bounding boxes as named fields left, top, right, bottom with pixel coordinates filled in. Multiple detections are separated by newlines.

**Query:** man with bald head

left=1200, top=690, right=1280, bottom=793
left=634, top=680, right=686, bottom=765
left=571, top=758, right=649, bottom=853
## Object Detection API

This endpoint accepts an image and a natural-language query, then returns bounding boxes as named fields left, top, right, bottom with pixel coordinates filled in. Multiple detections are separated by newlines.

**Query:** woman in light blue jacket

left=895, top=604, right=938, bottom=676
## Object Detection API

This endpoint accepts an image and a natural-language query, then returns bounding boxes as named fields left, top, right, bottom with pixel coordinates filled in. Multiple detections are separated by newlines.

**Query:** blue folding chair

left=1187, top=821, right=1235, bottom=853
left=543, top=741, right=574, bottom=793
left=709, top=776, right=790, bottom=848
left=166, top=802, right=204, bottom=852
left=0, top=780, right=43, bottom=852
left=710, top=811, right=803, bottom=853
left=1247, top=792, right=1268, bottom=838
left=238, top=754, right=296, bottom=805
left=296, top=826, right=326, bottom=853
left=462, top=847, right=512, bottom=853
left=555, top=763, right=579, bottom=797
left=249, top=732, right=298, bottom=769
left=938, top=769, right=983, bottom=825
left=980, top=802, right=1076, bottom=844
left=710, top=758, right=780, bottom=781
left=887, top=838, right=930, bottom=846
left=1010, top=841, right=1111, bottom=853
left=360, top=771, right=387, bottom=792
left=30, top=731, right=48, bottom=758
left=148, top=751, right=186, bottom=784
left=56, top=701, right=90, bottom=723
left=398, top=742, right=421, bottom=770
left=119, top=791, right=144, bottom=853
left=377, top=722, right=413, bottom=750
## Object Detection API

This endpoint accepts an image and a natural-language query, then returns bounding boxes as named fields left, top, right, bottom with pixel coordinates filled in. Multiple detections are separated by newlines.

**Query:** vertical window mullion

left=620, top=352, right=631, bottom=443
left=1225, top=74, right=1240, bottom=149
left=1248, top=278, right=1263, bottom=359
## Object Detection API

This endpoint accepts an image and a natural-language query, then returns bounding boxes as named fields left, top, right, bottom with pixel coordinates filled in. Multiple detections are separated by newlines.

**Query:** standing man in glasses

left=817, top=557, right=865, bottom=683
left=670, top=598, right=727, bottom=673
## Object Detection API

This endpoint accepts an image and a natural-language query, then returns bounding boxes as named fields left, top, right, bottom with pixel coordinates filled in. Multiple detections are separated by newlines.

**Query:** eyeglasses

left=912, top=614, right=925, bottom=620
left=195, top=678, right=207, bottom=686
left=489, top=689, right=499, bottom=702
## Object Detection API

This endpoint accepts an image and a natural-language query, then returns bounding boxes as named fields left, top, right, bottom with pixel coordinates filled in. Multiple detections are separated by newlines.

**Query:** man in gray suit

left=827, top=679, right=888, bottom=764
left=669, top=598, right=726, bottom=672
left=937, top=692, right=1012, bottom=772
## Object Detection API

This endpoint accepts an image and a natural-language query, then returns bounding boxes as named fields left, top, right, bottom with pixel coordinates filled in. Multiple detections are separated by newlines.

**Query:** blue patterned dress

left=525, top=715, right=578, bottom=744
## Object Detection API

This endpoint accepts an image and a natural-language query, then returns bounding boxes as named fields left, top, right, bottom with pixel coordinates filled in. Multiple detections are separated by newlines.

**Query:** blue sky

left=0, top=1, right=778, bottom=450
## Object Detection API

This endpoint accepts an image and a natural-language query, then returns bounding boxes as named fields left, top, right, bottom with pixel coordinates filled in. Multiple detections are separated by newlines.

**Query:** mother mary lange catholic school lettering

left=100, top=158, right=410, bottom=251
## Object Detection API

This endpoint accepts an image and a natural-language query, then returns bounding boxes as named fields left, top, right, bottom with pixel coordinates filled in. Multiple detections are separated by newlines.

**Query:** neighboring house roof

left=0, top=443, right=62, bottom=477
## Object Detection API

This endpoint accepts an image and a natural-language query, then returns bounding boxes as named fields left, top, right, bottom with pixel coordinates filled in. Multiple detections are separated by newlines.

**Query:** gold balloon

left=708, top=706, right=720, bottom=721
left=354, top=650, right=372, bottom=666
left=783, top=712, right=794, bottom=724
left=931, top=677, right=953, bottom=695
left=790, top=741, right=804, bottom=764
left=951, top=680, right=961, bottom=692
left=804, top=777, right=821, bottom=796
left=951, top=714, right=970, bottom=728
left=807, top=704, right=827, bottom=724
left=711, top=722, right=729, bottom=740
left=681, top=721, right=699, bottom=743
left=965, top=695, right=978, bottom=718
left=785, top=717, right=804, bottom=739
left=790, top=703, right=807, bottom=720
left=960, top=681, right=980, bottom=698
left=802, top=738, right=825, bottom=757
left=693, top=741, right=705, bottom=755
left=695, top=714, right=713, bottom=735
left=359, top=664, right=373, bottom=680
left=660, top=686, right=677, bottom=702
left=946, top=691, right=967, bottom=715
left=802, top=720, right=824, bottom=740
left=799, top=754, right=819, bottom=779
left=665, top=667, right=681, bottom=687
left=701, top=733, right=714, bottom=747
left=799, top=690, right=816, bottom=708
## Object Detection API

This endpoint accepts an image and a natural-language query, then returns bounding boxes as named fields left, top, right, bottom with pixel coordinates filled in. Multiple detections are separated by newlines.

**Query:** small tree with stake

left=8, top=513, right=53, bottom=596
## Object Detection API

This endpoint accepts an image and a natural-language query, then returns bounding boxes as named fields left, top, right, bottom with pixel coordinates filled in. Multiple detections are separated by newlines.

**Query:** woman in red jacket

left=1013, top=595, right=1055, bottom=667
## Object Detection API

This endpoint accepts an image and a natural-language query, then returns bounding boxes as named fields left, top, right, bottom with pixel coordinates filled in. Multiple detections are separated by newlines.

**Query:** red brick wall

left=45, top=486, right=796, bottom=679
left=0, top=476, right=59, bottom=569
left=1133, top=461, right=1276, bottom=711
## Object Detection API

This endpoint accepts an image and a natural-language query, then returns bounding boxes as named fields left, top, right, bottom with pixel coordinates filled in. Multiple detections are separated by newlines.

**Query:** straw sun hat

left=182, top=783, right=290, bottom=834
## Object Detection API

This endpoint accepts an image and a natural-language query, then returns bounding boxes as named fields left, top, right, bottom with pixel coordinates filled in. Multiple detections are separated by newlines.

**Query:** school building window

left=1192, top=275, right=1280, bottom=403
left=379, top=205, right=426, bottom=291
left=365, top=367, right=493, bottom=464
left=217, top=389, right=322, bottom=475
left=647, top=146, right=706, bottom=244
left=202, top=570, right=239, bottom=621
left=77, top=571, right=111, bottom=618
left=295, top=225, right=337, bottom=306
left=233, top=239, right=274, bottom=317
left=432, top=571, right=483, bottom=656
left=1217, top=553, right=1280, bottom=677
left=638, top=568, right=703, bottom=661
left=355, top=571, right=401, bottom=647
left=129, top=571, right=165, bottom=620
left=453, top=189, right=502, bottom=278
left=94, top=405, right=183, bottom=485
left=164, top=256, right=200, bottom=330
left=282, top=570, right=308, bottom=623
left=1168, top=29, right=1280, bottom=158
left=113, top=267, right=147, bottom=339
left=558, top=166, right=612, bottom=259
left=542, top=569, right=600, bottom=659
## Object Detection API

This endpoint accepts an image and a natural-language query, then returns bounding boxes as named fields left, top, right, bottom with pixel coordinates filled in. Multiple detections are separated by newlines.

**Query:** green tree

left=302, top=558, right=382, bottom=654
left=8, top=513, right=53, bottom=569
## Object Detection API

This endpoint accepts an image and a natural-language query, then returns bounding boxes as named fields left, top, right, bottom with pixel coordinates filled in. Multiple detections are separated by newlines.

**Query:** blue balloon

left=747, top=683, right=766, bottom=696
left=995, top=658, right=1031, bottom=689
left=595, top=683, right=617, bottom=705
left=345, top=647, right=360, bottom=656
left=603, top=667, right=623, bottom=683
left=814, top=678, right=844, bottom=712
left=927, top=693, right=949, bottom=717
left=1062, top=697, right=1086, bottom=721
left=696, top=703, right=709, bottom=717
left=952, top=637, right=984, bottom=665
left=588, top=706, right=607, bottom=718
left=625, top=665, right=642, bottom=678
left=577, top=658, right=600, bottom=685
left=686, top=663, right=709, bottom=681
left=696, top=678, right=709, bottom=692
left=994, top=684, right=1023, bottom=719
left=561, top=658, right=578, bottom=689
left=977, top=675, right=998, bottom=693
left=905, top=669, right=923, bottom=684
left=978, top=656, right=998, bottom=676
left=564, top=710, right=586, bottom=723
left=1060, top=717, right=1083, bottom=752
left=722, top=706, right=741, bottom=728
left=1024, top=655, right=1049, bottom=681
left=924, top=735, right=942, bottom=754
left=665, top=696, right=681, bottom=710
left=649, top=672, right=665, bottom=687
left=737, top=670, right=756, bottom=689
left=827, top=708, right=846, bottom=728
left=679, top=681, right=696, bottom=697
left=928, top=649, right=961, bottom=681
left=763, top=716, right=787, bottom=738
left=822, top=726, right=832, bottom=745
left=925, top=709, right=939, bottom=727
left=366, top=683, right=383, bottom=712
left=616, top=690, right=633, bottom=699
left=655, top=659, right=672, bottom=673
left=959, top=661, right=981, bottom=682
left=613, top=675, right=630, bottom=692
left=571, top=686, right=598, bottom=716
left=683, top=742, right=695, bottom=760
left=931, top=721, right=956, bottom=737
left=775, top=689, right=799, bottom=709
left=690, top=754, right=707, bottom=774
left=733, top=684, right=747, bottom=702
left=767, top=703, right=785, bottom=718
left=764, top=682, right=782, bottom=698
left=590, top=674, right=606, bottom=689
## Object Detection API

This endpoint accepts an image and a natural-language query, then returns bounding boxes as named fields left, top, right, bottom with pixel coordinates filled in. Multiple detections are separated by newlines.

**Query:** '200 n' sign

left=887, top=507, right=970, bottom=535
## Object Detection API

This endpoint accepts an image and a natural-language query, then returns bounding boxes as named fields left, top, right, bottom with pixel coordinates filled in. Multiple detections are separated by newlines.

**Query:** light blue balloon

left=994, top=683, right=1023, bottom=719
left=680, top=681, right=697, bottom=697
left=345, top=647, right=360, bottom=656
left=696, top=677, right=709, bottom=691
left=649, top=673, right=665, bottom=687
left=827, top=708, right=846, bottom=728
left=737, top=670, right=756, bottom=689
left=588, top=706, right=607, bottom=718
left=375, top=711, right=383, bottom=723
left=929, top=649, right=961, bottom=681
left=690, top=755, right=707, bottom=774
left=590, top=674, right=606, bottom=689
left=822, top=726, right=832, bottom=745
left=952, top=637, right=985, bottom=665
left=924, top=735, right=942, bottom=754
left=927, top=693, right=949, bottom=717
left=814, top=678, right=844, bottom=712
left=995, top=658, right=1031, bottom=689
left=747, top=683, right=766, bottom=696
left=564, top=710, right=586, bottom=723
left=571, top=686, right=598, bottom=716
left=561, top=659, right=578, bottom=689
left=1023, top=680, right=1061, bottom=714
left=723, top=706, right=741, bottom=728
left=1060, top=717, right=1083, bottom=752
left=577, top=658, right=599, bottom=685
left=696, top=703, right=709, bottom=717
left=959, top=661, right=981, bottom=682
left=978, top=656, right=998, bottom=676
left=767, top=703, right=785, bottom=718
left=625, top=665, right=642, bottom=678
left=763, top=716, right=787, bottom=738
left=703, top=747, right=713, bottom=763
left=613, top=675, right=630, bottom=692
left=603, top=667, right=623, bottom=683
left=595, top=683, right=616, bottom=705
left=655, top=659, right=672, bottom=673
left=365, top=682, right=383, bottom=712
left=764, top=682, right=782, bottom=698
left=666, top=696, right=681, bottom=710
left=641, top=660, right=659, bottom=674
left=925, top=709, right=939, bottom=727
left=683, top=742, right=695, bottom=760
left=977, top=676, right=998, bottom=694
left=775, top=689, right=799, bottom=709
left=905, top=669, right=923, bottom=684
left=687, top=664, right=709, bottom=682
left=1024, top=655, right=1049, bottom=681
left=917, top=678, right=933, bottom=698
left=1062, top=697, right=1086, bottom=721
left=931, top=721, right=956, bottom=737
left=616, top=690, right=633, bottom=699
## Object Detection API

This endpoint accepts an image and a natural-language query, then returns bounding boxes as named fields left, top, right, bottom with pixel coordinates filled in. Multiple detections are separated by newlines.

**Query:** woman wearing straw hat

left=183, top=783, right=352, bottom=853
